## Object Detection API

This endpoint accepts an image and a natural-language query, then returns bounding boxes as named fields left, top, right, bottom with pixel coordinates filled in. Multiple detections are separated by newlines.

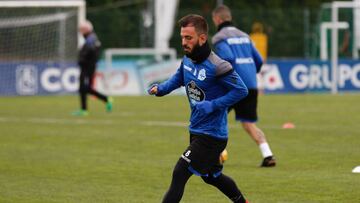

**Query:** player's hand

left=147, top=84, right=158, bottom=95
left=196, top=100, right=214, bottom=114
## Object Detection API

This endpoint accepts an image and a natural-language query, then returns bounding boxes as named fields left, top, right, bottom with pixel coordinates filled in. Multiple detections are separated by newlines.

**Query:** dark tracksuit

left=78, top=32, right=107, bottom=110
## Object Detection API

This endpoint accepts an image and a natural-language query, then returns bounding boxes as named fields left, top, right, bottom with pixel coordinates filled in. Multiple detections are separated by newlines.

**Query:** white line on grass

left=0, top=116, right=355, bottom=133
left=0, top=117, right=274, bottom=129
left=0, top=117, right=116, bottom=125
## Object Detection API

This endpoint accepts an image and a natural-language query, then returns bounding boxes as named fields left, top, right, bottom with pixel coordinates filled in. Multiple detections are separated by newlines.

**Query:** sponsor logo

left=290, top=64, right=360, bottom=89
left=41, top=67, right=79, bottom=92
left=235, top=57, right=254, bottom=64
left=227, top=37, right=250, bottom=45
left=261, top=62, right=360, bottom=91
left=186, top=80, right=205, bottom=105
left=261, top=64, right=284, bottom=90
left=16, top=65, right=38, bottom=95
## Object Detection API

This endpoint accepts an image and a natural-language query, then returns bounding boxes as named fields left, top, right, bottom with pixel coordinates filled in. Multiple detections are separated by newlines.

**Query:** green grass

left=0, top=94, right=359, bottom=203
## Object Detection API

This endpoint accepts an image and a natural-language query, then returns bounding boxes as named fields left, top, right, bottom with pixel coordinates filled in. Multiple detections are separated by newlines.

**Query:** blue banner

left=1, top=59, right=359, bottom=95
left=0, top=62, right=79, bottom=96
left=261, top=59, right=360, bottom=93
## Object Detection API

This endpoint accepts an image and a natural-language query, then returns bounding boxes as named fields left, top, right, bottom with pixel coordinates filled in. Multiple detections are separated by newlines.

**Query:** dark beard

left=185, top=41, right=211, bottom=64
left=184, top=43, right=200, bottom=56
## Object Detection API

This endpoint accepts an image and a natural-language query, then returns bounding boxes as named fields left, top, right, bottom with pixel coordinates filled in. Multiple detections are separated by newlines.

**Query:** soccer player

left=212, top=5, right=276, bottom=167
left=72, top=20, right=112, bottom=116
left=148, top=14, right=249, bottom=203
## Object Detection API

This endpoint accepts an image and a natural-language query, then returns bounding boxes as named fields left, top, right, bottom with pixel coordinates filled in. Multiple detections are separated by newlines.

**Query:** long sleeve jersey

left=78, top=32, right=101, bottom=74
left=212, top=25, right=263, bottom=89
left=155, top=52, right=248, bottom=139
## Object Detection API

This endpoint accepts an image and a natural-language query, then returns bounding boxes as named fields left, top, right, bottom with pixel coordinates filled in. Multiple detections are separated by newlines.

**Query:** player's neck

left=217, top=21, right=233, bottom=31
left=186, top=41, right=211, bottom=64
left=83, top=32, right=93, bottom=38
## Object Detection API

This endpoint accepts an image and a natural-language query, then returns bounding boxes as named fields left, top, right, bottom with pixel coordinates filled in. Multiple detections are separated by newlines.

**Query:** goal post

left=330, top=1, right=360, bottom=94
left=0, top=0, right=86, bottom=95
left=0, top=1, right=85, bottom=24
left=0, top=0, right=86, bottom=48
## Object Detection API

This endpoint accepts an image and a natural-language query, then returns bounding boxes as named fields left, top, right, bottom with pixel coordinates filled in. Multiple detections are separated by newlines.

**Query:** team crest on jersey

left=197, top=68, right=206, bottom=81
left=186, top=80, right=205, bottom=105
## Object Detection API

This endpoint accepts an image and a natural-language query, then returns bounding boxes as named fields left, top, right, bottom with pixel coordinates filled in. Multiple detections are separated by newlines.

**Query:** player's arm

left=250, top=42, right=263, bottom=73
left=148, top=63, right=184, bottom=96
left=212, top=63, right=248, bottom=109
left=196, top=62, right=248, bottom=114
left=214, top=41, right=235, bottom=63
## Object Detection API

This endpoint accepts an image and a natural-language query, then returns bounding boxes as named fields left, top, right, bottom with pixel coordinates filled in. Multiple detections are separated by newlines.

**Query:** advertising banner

left=261, top=59, right=360, bottom=93
left=1, top=59, right=359, bottom=95
left=95, top=60, right=142, bottom=95
left=0, top=62, right=79, bottom=96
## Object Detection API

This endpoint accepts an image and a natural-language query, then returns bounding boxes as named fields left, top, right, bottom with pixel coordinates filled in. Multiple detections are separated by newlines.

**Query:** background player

left=72, top=20, right=112, bottom=116
left=212, top=5, right=276, bottom=167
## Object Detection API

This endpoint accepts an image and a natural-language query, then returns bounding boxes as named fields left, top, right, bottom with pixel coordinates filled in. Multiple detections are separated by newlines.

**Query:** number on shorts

left=185, top=150, right=191, bottom=157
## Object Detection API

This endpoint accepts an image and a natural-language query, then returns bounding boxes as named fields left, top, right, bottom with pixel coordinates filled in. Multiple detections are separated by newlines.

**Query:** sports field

left=0, top=94, right=359, bottom=203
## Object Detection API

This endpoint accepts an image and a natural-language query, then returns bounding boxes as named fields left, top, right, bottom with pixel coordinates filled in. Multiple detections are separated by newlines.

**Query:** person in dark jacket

left=72, top=20, right=112, bottom=116
left=212, top=5, right=276, bottom=167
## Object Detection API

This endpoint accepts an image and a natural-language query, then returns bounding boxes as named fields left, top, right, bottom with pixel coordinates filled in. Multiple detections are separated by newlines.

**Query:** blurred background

left=0, top=0, right=359, bottom=96
left=86, top=0, right=354, bottom=59
left=0, top=2, right=359, bottom=202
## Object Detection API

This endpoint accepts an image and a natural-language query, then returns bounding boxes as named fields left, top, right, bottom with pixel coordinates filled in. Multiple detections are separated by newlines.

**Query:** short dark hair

left=212, top=5, right=232, bottom=21
left=178, top=14, right=208, bottom=35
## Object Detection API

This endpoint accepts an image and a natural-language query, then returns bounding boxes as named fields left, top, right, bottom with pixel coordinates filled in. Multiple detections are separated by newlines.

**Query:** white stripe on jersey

left=184, top=65, right=192, bottom=72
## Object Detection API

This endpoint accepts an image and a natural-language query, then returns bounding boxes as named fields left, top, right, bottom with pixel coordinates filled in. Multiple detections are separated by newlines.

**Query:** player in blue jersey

left=212, top=5, right=276, bottom=167
left=148, top=14, right=249, bottom=203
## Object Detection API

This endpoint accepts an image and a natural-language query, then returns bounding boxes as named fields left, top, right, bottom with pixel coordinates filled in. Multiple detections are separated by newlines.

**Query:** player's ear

left=198, top=33, right=207, bottom=46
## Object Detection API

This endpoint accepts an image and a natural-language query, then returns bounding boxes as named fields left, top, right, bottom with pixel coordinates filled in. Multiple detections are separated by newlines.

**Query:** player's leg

left=241, top=122, right=265, bottom=145
left=88, top=87, right=107, bottom=102
left=201, top=137, right=248, bottom=203
left=79, top=72, right=87, bottom=110
left=88, top=73, right=113, bottom=112
left=88, top=73, right=107, bottom=102
left=202, top=174, right=247, bottom=203
left=241, top=122, right=275, bottom=166
left=162, top=158, right=192, bottom=203
left=163, top=134, right=223, bottom=202
left=73, top=72, right=89, bottom=116
left=235, top=89, right=275, bottom=167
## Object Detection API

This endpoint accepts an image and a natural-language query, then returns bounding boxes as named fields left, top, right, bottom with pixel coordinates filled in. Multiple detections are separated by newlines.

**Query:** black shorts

left=181, top=134, right=227, bottom=177
left=228, top=89, right=258, bottom=122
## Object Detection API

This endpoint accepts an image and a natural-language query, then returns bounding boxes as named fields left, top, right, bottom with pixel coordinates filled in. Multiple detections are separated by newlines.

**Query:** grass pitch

left=0, top=94, right=359, bottom=203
